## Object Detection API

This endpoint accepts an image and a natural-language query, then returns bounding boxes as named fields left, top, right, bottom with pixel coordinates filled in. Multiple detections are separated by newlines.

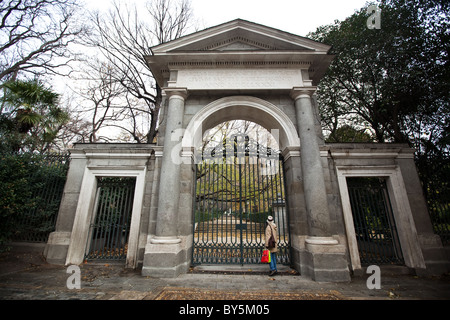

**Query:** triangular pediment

left=146, top=19, right=333, bottom=87
left=151, top=19, right=330, bottom=53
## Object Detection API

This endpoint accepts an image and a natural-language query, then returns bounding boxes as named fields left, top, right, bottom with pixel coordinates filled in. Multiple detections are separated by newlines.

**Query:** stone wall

left=45, top=144, right=158, bottom=269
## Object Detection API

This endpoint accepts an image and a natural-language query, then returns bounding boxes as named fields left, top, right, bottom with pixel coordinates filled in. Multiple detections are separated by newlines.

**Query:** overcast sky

left=190, top=0, right=369, bottom=36
left=88, top=0, right=370, bottom=37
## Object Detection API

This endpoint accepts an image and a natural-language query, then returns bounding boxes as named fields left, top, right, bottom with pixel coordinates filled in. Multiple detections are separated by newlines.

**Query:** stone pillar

left=291, top=87, right=331, bottom=237
left=142, top=88, right=190, bottom=277
left=153, top=88, right=188, bottom=242
left=44, top=149, right=87, bottom=264
left=291, top=87, right=350, bottom=282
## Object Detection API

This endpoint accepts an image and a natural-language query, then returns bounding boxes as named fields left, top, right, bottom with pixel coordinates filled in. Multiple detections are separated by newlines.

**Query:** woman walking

left=265, top=216, right=278, bottom=276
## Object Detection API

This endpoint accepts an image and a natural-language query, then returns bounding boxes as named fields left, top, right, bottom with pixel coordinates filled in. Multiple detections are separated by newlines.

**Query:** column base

left=141, top=237, right=190, bottom=278
left=150, top=236, right=182, bottom=244
left=417, top=234, right=450, bottom=276
left=44, top=231, right=71, bottom=265
left=301, top=236, right=351, bottom=282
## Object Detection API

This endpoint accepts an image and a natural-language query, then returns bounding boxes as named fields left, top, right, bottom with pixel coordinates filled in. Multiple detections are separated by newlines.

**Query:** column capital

left=290, top=86, right=317, bottom=100
left=163, top=87, right=189, bottom=100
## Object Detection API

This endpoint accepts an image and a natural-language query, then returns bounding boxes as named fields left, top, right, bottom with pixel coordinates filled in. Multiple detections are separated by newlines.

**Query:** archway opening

left=182, top=96, right=300, bottom=154
left=192, top=120, right=291, bottom=266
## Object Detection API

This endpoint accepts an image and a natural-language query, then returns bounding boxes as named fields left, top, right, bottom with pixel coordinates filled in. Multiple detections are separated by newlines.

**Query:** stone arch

left=184, top=95, right=297, bottom=267
left=182, top=96, right=300, bottom=151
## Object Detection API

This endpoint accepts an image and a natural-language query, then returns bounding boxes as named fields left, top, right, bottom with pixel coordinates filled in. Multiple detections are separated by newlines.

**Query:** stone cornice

left=166, top=60, right=312, bottom=69
left=147, top=51, right=332, bottom=87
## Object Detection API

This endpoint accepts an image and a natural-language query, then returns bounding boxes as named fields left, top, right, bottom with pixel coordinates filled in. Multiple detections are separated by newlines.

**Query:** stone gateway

left=45, top=19, right=449, bottom=281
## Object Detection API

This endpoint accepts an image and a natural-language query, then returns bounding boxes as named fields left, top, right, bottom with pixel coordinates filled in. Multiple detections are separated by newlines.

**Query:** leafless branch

left=0, top=0, right=88, bottom=81
left=81, top=0, right=196, bottom=143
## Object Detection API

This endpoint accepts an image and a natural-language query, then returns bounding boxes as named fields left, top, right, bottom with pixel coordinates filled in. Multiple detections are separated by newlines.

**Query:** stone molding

left=182, top=95, right=300, bottom=151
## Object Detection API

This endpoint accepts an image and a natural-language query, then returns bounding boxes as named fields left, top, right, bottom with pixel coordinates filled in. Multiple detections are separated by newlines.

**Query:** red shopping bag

left=261, top=249, right=270, bottom=263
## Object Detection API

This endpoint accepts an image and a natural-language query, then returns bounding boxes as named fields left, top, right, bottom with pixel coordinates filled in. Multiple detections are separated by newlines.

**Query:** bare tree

left=0, top=0, right=88, bottom=81
left=203, top=120, right=280, bottom=152
left=147, top=0, right=194, bottom=44
left=69, top=57, right=154, bottom=144
left=84, top=0, right=195, bottom=143
left=73, top=61, right=131, bottom=143
left=54, top=111, right=92, bottom=149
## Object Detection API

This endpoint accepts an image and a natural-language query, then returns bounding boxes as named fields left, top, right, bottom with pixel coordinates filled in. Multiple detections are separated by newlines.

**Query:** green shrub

left=0, top=153, right=69, bottom=250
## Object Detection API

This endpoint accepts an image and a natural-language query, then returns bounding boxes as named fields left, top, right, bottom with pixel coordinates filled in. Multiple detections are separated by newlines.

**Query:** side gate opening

left=347, top=177, right=404, bottom=265
left=192, top=133, right=291, bottom=265
left=85, top=177, right=136, bottom=262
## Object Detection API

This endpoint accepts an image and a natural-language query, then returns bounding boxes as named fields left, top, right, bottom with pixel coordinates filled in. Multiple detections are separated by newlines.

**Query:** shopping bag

left=261, top=249, right=270, bottom=263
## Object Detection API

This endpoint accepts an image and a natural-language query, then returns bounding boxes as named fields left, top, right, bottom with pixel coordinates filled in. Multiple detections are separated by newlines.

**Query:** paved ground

left=0, top=248, right=449, bottom=303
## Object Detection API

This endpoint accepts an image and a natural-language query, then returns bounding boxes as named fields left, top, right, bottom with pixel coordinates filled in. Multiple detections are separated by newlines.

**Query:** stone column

left=291, top=87, right=331, bottom=237
left=291, top=87, right=350, bottom=282
left=142, top=88, right=190, bottom=277
left=153, top=88, right=188, bottom=243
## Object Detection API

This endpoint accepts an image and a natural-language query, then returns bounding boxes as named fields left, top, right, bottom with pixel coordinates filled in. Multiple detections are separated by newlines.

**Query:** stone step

left=192, top=264, right=294, bottom=274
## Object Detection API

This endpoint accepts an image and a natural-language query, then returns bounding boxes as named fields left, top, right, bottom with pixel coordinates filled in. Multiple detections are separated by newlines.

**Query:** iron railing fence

left=347, top=177, right=405, bottom=266
left=418, top=163, right=450, bottom=245
left=1, top=152, right=70, bottom=243
left=84, top=177, right=136, bottom=261
left=192, top=134, right=291, bottom=266
left=428, top=200, right=450, bottom=245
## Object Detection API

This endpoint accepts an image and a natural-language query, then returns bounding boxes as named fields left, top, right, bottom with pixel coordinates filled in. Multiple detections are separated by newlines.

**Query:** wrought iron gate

left=347, top=177, right=404, bottom=265
left=192, top=134, right=290, bottom=265
left=85, top=177, right=136, bottom=261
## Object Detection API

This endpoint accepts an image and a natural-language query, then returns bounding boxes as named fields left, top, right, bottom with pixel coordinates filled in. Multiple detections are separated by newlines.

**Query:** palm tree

left=0, top=80, right=69, bottom=152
